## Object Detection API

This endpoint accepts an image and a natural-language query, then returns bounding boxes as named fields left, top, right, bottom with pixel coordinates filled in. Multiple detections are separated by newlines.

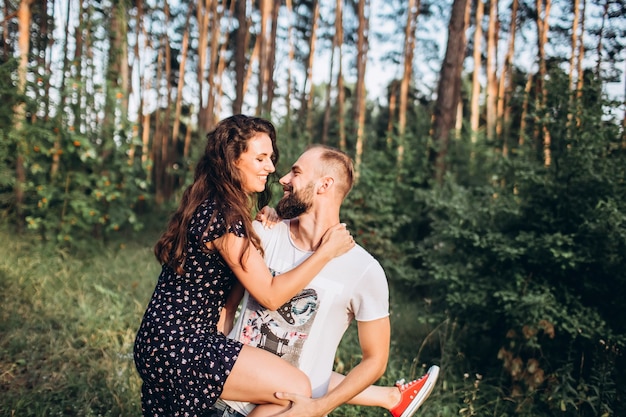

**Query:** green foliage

left=399, top=131, right=626, bottom=414
left=4, top=90, right=150, bottom=243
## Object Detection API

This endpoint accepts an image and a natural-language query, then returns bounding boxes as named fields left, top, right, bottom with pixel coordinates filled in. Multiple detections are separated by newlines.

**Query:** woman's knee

left=289, top=369, right=312, bottom=397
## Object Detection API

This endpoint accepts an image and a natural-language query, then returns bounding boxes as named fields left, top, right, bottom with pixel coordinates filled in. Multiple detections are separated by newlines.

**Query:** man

left=214, top=145, right=438, bottom=417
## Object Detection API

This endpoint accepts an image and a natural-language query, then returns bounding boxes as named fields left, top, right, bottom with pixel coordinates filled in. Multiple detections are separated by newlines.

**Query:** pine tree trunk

left=397, top=0, right=420, bottom=167
left=534, top=0, right=551, bottom=166
left=470, top=0, right=485, bottom=144
left=233, top=0, right=248, bottom=114
left=486, top=0, right=498, bottom=141
left=386, top=81, right=399, bottom=148
left=285, top=0, right=294, bottom=135
left=354, top=0, right=370, bottom=180
left=335, top=0, right=346, bottom=151
left=172, top=3, right=193, bottom=149
left=322, top=4, right=338, bottom=146
left=214, top=1, right=237, bottom=123
left=496, top=0, right=518, bottom=155
left=431, top=0, right=470, bottom=183
left=14, top=0, right=35, bottom=230
left=256, top=0, right=270, bottom=116
left=206, top=0, right=223, bottom=131
left=265, top=3, right=280, bottom=114
left=302, top=0, right=320, bottom=138
left=196, top=0, right=210, bottom=132
left=50, top=0, right=71, bottom=179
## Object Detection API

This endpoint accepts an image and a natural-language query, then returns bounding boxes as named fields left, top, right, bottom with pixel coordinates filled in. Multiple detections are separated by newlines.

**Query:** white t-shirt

left=224, top=220, right=389, bottom=414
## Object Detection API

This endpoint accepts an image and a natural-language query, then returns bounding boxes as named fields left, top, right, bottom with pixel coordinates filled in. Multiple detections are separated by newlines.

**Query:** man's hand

left=273, top=392, right=330, bottom=417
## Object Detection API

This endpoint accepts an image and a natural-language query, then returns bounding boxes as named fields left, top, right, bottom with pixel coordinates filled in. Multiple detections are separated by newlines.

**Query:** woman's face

left=235, top=133, right=276, bottom=194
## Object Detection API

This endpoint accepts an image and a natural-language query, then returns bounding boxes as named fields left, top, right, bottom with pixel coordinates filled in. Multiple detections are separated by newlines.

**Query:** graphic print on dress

left=240, top=287, right=320, bottom=368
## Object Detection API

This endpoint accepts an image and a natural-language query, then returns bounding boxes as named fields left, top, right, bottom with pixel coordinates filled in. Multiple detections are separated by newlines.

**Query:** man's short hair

left=308, top=145, right=354, bottom=199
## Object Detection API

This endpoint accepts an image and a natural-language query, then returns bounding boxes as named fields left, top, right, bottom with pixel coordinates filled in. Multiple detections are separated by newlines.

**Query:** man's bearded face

left=276, top=182, right=315, bottom=219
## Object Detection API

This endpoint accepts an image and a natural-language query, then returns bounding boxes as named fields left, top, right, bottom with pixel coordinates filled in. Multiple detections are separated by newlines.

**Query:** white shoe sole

left=399, top=365, right=440, bottom=417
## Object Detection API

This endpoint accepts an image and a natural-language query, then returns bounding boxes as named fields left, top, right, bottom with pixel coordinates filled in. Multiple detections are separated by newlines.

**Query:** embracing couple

left=134, top=114, right=439, bottom=417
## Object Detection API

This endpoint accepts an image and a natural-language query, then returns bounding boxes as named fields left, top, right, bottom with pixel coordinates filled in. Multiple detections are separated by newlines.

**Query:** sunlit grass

left=0, top=227, right=159, bottom=416
left=0, top=226, right=450, bottom=416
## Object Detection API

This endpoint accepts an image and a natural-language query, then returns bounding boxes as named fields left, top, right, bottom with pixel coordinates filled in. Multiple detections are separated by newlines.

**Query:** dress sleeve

left=189, top=200, right=246, bottom=248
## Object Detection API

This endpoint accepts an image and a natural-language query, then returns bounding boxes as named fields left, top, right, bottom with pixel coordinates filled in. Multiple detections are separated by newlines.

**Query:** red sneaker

left=389, top=365, right=440, bottom=417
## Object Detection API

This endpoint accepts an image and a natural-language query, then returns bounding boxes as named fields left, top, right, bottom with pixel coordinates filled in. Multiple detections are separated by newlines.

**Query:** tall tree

left=196, top=0, right=210, bottom=132
left=256, top=0, right=271, bottom=116
left=322, top=0, right=340, bottom=145
left=470, top=0, right=485, bottom=144
left=535, top=0, right=552, bottom=166
left=204, top=0, right=220, bottom=131
left=397, top=0, right=421, bottom=167
left=13, top=0, right=35, bottom=230
left=354, top=0, right=370, bottom=179
left=265, top=2, right=280, bottom=115
left=301, top=0, right=320, bottom=138
left=431, top=0, right=471, bottom=183
left=485, top=0, right=498, bottom=141
left=233, top=0, right=248, bottom=114
left=171, top=2, right=194, bottom=151
left=335, top=0, right=346, bottom=151
left=496, top=0, right=518, bottom=155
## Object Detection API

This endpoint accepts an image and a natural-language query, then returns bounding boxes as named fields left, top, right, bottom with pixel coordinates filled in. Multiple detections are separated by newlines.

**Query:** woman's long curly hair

left=154, top=114, right=279, bottom=274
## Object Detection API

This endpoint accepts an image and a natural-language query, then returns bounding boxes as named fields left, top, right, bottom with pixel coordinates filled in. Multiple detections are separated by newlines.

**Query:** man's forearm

left=314, top=355, right=387, bottom=415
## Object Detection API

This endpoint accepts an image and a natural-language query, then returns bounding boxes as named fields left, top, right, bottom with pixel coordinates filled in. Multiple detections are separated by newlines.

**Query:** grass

left=0, top=226, right=447, bottom=417
left=0, top=227, right=160, bottom=416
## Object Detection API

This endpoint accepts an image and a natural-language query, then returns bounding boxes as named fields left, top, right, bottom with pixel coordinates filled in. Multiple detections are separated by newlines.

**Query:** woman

left=133, top=114, right=354, bottom=417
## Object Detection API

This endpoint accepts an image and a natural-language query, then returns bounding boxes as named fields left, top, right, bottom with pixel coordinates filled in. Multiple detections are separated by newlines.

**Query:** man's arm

left=275, top=316, right=390, bottom=416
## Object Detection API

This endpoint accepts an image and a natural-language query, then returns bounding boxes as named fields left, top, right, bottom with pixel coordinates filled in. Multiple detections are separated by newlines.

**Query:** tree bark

left=534, top=0, right=552, bottom=166
left=470, top=0, right=485, bottom=144
left=233, top=0, right=248, bottom=114
left=496, top=0, right=518, bottom=155
left=196, top=0, right=210, bottom=131
left=14, top=0, right=35, bottom=230
left=397, top=0, right=420, bottom=167
left=431, top=0, right=470, bottom=183
left=256, top=0, right=270, bottom=116
left=205, top=0, right=223, bottom=131
left=486, top=0, right=498, bottom=141
left=50, top=0, right=71, bottom=179
left=301, top=0, right=320, bottom=138
left=335, top=0, right=346, bottom=151
left=285, top=0, right=295, bottom=135
left=354, top=0, right=370, bottom=180
left=172, top=2, right=193, bottom=150
left=322, top=3, right=339, bottom=145
left=265, top=2, right=280, bottom=114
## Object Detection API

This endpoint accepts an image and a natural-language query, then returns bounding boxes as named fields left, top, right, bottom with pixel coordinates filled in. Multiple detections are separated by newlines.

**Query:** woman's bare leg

left=221, top=345, right=312, bottom=416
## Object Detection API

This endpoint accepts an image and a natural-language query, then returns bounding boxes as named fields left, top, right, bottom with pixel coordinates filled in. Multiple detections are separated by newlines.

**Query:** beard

left=276, top=182, right=315, bottom=219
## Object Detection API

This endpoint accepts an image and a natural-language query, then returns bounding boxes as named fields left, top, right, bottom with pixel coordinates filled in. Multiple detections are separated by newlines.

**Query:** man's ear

left=317, top=176, right=335, bottom=194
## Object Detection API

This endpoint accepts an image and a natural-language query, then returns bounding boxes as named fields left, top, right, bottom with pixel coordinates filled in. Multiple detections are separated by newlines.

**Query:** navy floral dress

left=134, top=198, right=244, bottom=416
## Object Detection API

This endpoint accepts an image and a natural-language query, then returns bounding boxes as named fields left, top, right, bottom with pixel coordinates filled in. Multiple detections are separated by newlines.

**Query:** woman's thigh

left=220, top=344, right=312, bottom=405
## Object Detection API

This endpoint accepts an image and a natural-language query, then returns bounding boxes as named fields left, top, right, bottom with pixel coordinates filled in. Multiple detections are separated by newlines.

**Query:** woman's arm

left=214, top=223, right=353, bottom=310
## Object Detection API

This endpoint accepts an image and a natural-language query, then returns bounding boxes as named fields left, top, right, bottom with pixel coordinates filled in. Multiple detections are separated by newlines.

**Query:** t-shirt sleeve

left=351, top=260, right=390, bottom=322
